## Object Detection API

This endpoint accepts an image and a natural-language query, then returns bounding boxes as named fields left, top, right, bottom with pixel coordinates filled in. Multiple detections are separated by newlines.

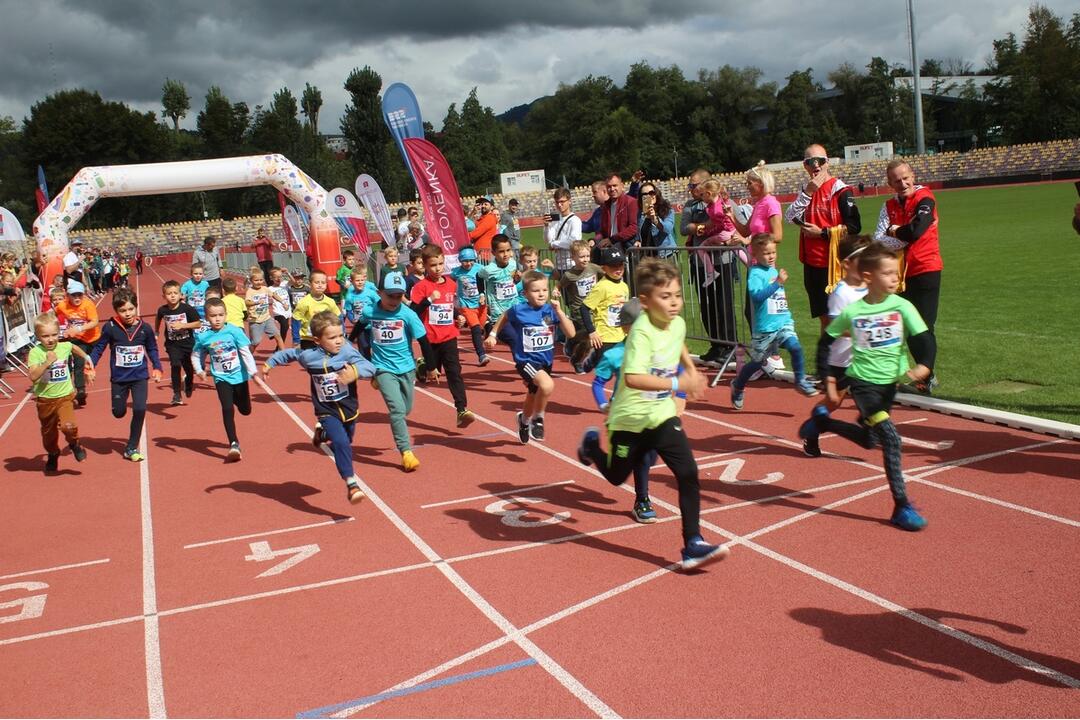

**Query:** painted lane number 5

left=484, top=496, right=570, bottom=528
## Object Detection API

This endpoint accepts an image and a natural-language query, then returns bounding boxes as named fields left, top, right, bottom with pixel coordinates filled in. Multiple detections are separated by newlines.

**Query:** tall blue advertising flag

left=381, top=82, right=424, bottom=180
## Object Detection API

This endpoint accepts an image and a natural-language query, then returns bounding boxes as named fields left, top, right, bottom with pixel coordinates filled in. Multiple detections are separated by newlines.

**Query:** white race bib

left=853, top=311, right=903, bottom=350
left=766, top=289, right=789, bottom=315
left=522, top=325, right=554, bottom=353
left=460, top=277, right=479, bottom=298
left=188, top=291, right=205, bottom=308
left=212, top=347, right=240, bottom=374
left=116, top=344, right=145, bottom=368
left=494, top=279, right=516, bottom=301
left=47, top=361, right=70, bottom=383
left=605, top=302, right=624, bottom=328
left=372, top=319, right=405, bottom=345
left=165, top=312, right=189, bottom=341
left=575, top=275, right=596, bottom=297
left=642, top=364, right=678, bottom=401
left=429, top=303, right=453, bottom=326
left=314, top=371, right=347, bottom=403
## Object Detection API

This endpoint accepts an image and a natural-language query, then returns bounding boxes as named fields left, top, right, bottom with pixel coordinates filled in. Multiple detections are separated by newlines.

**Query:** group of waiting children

left=25, top=228, right=935, bottom=570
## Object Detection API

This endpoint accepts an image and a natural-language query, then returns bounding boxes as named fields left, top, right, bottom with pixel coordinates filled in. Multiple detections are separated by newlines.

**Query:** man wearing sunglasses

left=785, top=144, right=861, bottom=331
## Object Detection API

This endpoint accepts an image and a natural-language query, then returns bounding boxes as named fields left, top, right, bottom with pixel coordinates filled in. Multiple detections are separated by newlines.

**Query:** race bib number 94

left=853, top=312, right=903, bottom=350
left=429, top=303, right=454, bottom=326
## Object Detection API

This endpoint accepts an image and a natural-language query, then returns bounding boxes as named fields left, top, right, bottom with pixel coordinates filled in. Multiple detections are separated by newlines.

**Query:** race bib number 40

left=853, top=312, right=903, bottom=350
left=522, top=325, right=554, bottom=353
left=116, top=344, right=145, bottom=368
left=373, top=319, right=405, bottom=345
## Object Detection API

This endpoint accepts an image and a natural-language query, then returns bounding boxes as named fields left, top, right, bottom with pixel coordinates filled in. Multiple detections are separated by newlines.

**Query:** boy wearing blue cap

left=358, top=271, right=435, bottom=472
left=451, top=245, right=489, bottom=365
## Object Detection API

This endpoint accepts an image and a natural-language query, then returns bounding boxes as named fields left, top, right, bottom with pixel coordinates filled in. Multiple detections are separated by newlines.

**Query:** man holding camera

left=785, top=144, right=861, bottom=330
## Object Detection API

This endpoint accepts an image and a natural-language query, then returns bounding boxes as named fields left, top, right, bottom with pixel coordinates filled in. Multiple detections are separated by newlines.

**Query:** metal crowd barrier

left=535, top=245, right=751, bottom=387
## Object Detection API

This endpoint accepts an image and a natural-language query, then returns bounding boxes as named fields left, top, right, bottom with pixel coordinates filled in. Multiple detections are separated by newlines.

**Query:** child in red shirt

left=409, top=245, right=475, bottom=428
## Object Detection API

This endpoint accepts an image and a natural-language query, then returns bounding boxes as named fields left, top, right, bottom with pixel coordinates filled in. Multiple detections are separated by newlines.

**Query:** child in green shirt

left=28, top=312, right=94, bottom=472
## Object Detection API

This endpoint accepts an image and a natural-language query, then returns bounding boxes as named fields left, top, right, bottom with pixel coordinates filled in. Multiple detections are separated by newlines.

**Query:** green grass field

left=521, top=181, right=1080, bottom=425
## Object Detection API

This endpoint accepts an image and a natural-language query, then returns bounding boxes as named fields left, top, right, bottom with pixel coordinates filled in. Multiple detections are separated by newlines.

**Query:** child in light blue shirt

left=193, top=297, right=257, bottom=461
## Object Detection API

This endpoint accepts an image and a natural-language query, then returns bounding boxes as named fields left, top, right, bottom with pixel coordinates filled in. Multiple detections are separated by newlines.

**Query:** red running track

left=0, top=263, right=1078, bottom=718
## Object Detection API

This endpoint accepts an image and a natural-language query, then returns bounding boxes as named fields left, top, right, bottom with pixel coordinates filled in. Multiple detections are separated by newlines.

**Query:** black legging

left=111, top=379, right=148, bottom=451
left=428, top=338, right=467, bottom=412
left=166, top=345, right=195, bottom=393
left=215, top=380, right=252, bottom=444
left=900, top=271, right=941, bottom=337
left=585, top=417, right=702, bottom=543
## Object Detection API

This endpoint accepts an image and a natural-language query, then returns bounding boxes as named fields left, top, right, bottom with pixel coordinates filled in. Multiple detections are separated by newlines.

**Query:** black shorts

left=165, top=343, right=194, bottom=366
left=803, top=264, right=830, bottom=318
left=830, top=364, right=852, bottom=392
left=515, top=362, right=552, bottom=394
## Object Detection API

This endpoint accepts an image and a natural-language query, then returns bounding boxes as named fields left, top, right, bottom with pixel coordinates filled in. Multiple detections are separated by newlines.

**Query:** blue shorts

left=748, top=324, right=799, bottom=363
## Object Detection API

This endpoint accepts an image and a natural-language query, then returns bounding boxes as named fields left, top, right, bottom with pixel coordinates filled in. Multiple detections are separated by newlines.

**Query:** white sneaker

left=764, top=355, right=785, bottom=375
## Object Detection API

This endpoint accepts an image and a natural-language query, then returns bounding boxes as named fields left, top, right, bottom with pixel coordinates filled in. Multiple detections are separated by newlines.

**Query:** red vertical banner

left=402, top=138, right=469, bottom=265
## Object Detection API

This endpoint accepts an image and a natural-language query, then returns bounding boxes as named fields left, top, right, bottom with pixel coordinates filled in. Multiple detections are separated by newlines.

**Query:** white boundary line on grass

left=254, top=375, right=619, bottom=719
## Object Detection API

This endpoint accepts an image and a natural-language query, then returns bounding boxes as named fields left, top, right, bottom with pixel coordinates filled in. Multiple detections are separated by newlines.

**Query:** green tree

left=301, top=82, right=323, bottom=143
left=768, top=69, right=818, bottom=160
left=340, top=66, right=406, bottom=197
left=197, top=86, right=248, bottom=157
left=437, top=88, right=510, bottom=194
left=161, top=78, right=190, bottom=134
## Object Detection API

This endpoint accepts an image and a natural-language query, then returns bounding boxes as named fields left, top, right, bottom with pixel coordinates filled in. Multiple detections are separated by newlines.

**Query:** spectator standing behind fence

left=596, top=174, right=639, bottom=256
left=501, top=199, right=522, bottom=255
left=545, top=188, right=582, bottom=274
left=580, top=181, right=608, bottom=240
left=193, top=236, right=223, bottom=293
left=784, top=144, right=862, bottom=331
left=873, top=158, right=943, bottom=393
left=681, top=169, right=733, bottom=366
left=253, top=226, right=274, bottom=281
left=636, top=183, right=677, bottom=259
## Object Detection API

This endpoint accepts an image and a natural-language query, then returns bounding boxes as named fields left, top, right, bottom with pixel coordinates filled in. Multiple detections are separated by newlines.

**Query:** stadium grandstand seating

left=58, top=138, right=1080, bottom=257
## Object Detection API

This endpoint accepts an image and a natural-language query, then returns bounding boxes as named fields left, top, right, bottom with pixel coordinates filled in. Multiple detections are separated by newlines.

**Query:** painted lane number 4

left=245, top=541, right=320, bottom=578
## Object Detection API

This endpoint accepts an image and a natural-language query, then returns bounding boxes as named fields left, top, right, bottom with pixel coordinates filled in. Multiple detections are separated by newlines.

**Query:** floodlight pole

left=908, top=0, right=926, bottom=155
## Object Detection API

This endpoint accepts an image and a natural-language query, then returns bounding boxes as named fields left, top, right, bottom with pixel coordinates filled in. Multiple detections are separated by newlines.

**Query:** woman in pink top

left=730, top=161, right=782, bottom=248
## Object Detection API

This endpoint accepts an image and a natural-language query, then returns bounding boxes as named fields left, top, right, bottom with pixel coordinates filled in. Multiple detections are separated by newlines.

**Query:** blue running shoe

left=891, top=503, right=927, bottom=531
left=578, top=427, right=601, bottom=467
left=795, top=378, right=820, bottom=397
left=632, top=498, right=658, bottom=524
left=680, top=537, right=730, bottom=571
left=730, top=380, right=744, bottom=410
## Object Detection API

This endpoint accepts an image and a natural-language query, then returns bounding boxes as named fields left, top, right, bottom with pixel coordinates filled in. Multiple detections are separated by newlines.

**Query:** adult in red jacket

left=597, top=173, right=639, bottom=253
left=784, top=144, right=862, bottom=329
left=252, top=226, right=274, bottom=280
left=874, top=158, right=943, bottom=338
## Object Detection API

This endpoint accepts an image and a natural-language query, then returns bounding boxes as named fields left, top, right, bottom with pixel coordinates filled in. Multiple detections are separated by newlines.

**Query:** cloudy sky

left=0, top=0, right=1073, bottom=132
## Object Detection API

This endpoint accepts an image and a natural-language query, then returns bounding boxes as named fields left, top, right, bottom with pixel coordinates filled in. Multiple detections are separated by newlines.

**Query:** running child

left=41, top=286, right=66, bottom=314
left=268, top=267, right=293, bottom=343
left=798, top=235, right=872, bottom=457
left=285, top=271, right=310, bottom=343
left=342, top=267, right=380, bottom=356
left=28, top=312, right=93, bottom=472
left=292, top=270, right=339, bottom=349
left=154, top=280, right=201, bottom=405
left=410, top=245, right=476, bottom=428
left=89, top=288, right=163, bottom=462
left=578, top=258, right=728, bottom=571
left=182, top=263, right=210, bottom=329
left=478, top=234, right=519, bottom=337
left=730, top=234, right=818, bottom=409
left=379, top=246, right=404, bottom=284
left=360, top=271, right=433, bottom=472
left=245, top=268, right=284, bottom=353
left=404, top=247, right=425, bottom=296
left=591, top=299, right=661, bottom=523
left=335, top=249, right=359, bottom=300
left=54, top=279, right=100, bottom=408
left=485, top=270, right=576, bottom=443
left=571, top=246, right=629, bottom=372
left=556, top=240, right=602, bottom=369
left=263, top=311, right=377, bottom=504
left=513, top=246, right=554, bottom=305
left=450, top=246, right=489, bottom=365
left=221, top=277, right=247, bottom=330
left=192, top=297, right=258, bottom=462
left=813, top=243, right=936, bottom=531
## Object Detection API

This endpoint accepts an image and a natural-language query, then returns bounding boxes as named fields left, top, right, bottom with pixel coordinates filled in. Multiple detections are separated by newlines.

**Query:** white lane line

left=0, top=614, right=144, bottom=646
left=256, top=376, right=619, bottom=719
left=0, top=392, right=32, bottom=441
left=912, top=477, right=1080, bottom=528
left=0, top=558, right=111, bottom=581
left=421, top=481, right=576, bottom=510
left=693, top=446, right=765, bottom=462
left=183, top=517, right=355, bottom=549
left=139, top=422, right=166, bottom=719
left=158, top=562, right=434, bottom=618
left=417, top=380, right=1080, bottom=690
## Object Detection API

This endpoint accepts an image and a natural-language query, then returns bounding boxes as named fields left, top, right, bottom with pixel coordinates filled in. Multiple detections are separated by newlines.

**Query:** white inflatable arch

left=33, top=154, right=341, bottom=286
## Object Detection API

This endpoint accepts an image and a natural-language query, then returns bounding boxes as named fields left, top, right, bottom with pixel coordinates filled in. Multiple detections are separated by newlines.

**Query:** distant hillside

left=496, top=96, right=548, bottom=124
